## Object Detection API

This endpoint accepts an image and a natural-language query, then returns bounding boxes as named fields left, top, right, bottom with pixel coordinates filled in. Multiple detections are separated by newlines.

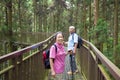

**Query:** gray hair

left=69, top=26, right=75, bottom=29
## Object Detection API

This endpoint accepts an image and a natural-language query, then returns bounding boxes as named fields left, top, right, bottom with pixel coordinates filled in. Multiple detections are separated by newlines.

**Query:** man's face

left=69, top=28, right=74, bottom=33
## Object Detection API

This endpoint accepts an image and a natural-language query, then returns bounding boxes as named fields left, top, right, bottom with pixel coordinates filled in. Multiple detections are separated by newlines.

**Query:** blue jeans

left=69, top=54, right=77, bottom=72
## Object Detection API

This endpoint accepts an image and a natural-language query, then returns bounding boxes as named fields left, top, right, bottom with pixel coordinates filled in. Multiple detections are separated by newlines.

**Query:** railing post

left=5, top=72, right=9, bottom=80
left=96, top=56, right=101, bottom=80
left=18, top=55, right=22, bottom=80
left=12, top=57, right=17, bottom=80
left=88, top=50, right=96, bottom=80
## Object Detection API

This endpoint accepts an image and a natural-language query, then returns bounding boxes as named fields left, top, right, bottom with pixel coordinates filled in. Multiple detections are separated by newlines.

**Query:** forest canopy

left=0, top=0, right=120, bottom=68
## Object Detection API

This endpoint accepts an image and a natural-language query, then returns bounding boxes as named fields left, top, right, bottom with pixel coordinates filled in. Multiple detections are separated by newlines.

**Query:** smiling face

left=56, top=33, right=64, bottom=44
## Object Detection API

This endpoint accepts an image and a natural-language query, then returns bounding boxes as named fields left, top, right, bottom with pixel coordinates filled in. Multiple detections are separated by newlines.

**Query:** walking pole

left=70, top=54, right=74, bottom=80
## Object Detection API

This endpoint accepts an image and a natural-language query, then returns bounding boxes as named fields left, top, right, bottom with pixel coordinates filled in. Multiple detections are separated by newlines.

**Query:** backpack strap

left=53, top=44, right=57, bottom=54
left=52, top=44, right=57, bottom=62
left=72, top=33, right=74, bottom=40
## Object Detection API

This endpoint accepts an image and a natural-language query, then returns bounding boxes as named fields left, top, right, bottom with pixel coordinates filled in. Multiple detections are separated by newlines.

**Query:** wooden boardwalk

left=48, top=54, right=84, bottom=80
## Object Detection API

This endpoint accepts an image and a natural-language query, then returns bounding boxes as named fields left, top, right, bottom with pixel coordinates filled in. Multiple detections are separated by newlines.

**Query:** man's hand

left=73, top=50, right=76, bottom=55
left=68, top=50, right=73, bottom=55
left=73, top=43, right=78, bottom=55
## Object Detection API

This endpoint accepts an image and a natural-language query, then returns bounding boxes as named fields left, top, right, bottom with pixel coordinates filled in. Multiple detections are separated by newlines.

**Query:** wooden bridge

left=0, top=32, right=120, bottom=80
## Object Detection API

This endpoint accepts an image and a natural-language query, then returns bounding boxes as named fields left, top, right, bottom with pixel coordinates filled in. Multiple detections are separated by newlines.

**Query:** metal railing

left=76, top=39, right=120, bottom=80
left=0, top=33, right=56, bottom=80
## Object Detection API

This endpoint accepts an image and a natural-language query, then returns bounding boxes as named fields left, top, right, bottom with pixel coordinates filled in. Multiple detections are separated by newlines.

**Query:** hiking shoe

left=67, top=71, right=72, bottom=75
left=75, top=69, right=79, bottom=73
left=67, top=71, right=76, bottom=75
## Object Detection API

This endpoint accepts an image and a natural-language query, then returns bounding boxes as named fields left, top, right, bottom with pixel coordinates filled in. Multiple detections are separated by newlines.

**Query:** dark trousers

left=69, top=54, right=77, bottom=72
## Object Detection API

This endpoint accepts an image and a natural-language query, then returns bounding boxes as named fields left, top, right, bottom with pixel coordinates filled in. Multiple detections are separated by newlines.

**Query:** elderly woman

left=49, top=32, right=66, bottom=80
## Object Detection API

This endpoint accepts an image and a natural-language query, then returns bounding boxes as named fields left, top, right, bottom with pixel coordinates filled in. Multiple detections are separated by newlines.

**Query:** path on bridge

left=48, top=48, right=84, bottom=80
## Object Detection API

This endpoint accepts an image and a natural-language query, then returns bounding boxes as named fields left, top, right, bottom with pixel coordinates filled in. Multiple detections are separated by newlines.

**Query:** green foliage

left=0, top=0, right=119, bottom=62
left=89, top=19, right=108, bottom=43
left=0, top=25, right=8, bottom=34
left=96, top=19, right=108, bottom=42
left=48, top=0, right=53, bottom=5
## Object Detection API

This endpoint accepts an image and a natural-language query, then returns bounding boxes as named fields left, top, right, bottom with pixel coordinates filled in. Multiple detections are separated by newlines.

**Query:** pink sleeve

left=49, top=45, right=56, bottom=58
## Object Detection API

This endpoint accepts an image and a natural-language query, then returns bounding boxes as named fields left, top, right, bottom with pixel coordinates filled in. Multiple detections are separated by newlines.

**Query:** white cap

left=69, top=26, right=75, bottom=29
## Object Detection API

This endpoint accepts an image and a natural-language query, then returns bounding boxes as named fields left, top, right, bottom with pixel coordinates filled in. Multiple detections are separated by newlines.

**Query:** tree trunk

left=69, top=0, right=73, bottom=25
left=18, top=0, right=22, bottom=32
left=33, top=0, right=37, bottom=32
left=94, top=0, right=100, bottom=50
left=99, top=0, right=107, bottom=52
left=75, top=1, right=78, bottom=27
left=83, top=1, right=87, bottom=40
left=53, top=12, right=56, bottom=32
left=89, top=0, right=92, bottom=41
left=113, top=0, right=119, bottom=66
left=38, top=1, right=42, bottom=32
left=0, top=6, right=2, bottom=27
left=6, top=0, right=15, bottom=52
left=94, top=0, right=98, bottom=26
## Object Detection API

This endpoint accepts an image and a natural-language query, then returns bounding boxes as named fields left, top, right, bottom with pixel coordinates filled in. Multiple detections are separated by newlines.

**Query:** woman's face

left=56, top=33, right=64, bottom=44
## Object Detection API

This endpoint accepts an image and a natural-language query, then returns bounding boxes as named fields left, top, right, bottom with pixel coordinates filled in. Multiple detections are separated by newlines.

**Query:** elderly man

left=67, top=26, right=79, bottom=75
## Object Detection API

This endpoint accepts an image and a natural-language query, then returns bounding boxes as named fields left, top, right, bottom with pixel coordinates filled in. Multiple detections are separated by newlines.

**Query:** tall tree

left=6, top=0, right=14, bottom=51
left=18, top=0, right=22, bottom=32
left=83, top=0, right=87, bottom=40
left=69, top=0, right=74, bottom=25
left=93, top=0, right=98, bottom=26
left=94, top=0, right=100, bottom=50
left=113, top=0, right=119, bottom=66
left=88, top=0, right=92, bottom=41
left=33, top=0, right=37, bottom=32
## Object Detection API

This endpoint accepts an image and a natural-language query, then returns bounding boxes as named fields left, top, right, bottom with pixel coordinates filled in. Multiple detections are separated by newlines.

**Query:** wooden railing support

left=0, top=32, right=57, bottom=80
left=77, top=39, right=120, bottom=80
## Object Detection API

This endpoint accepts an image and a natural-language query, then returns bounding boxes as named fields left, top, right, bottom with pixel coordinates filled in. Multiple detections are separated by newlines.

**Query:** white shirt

left=67, top=33, right=78, bottom=51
